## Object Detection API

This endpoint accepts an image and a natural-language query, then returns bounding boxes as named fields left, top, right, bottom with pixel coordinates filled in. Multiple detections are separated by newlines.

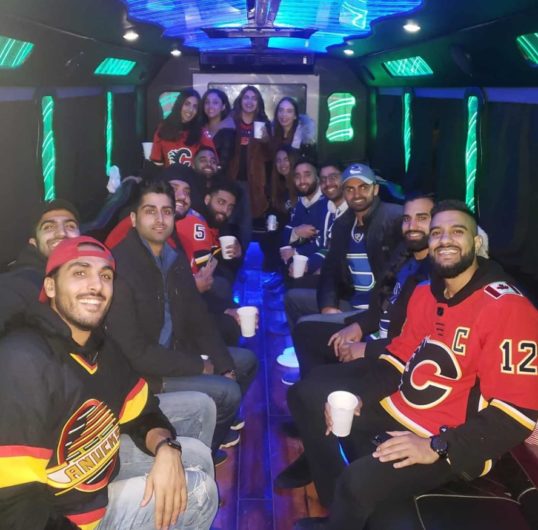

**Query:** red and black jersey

left=0, top=305, right=172, bottom=530
left=150, top=127, right=216, bottom=168
left=376, top=260, right=538, bottom=476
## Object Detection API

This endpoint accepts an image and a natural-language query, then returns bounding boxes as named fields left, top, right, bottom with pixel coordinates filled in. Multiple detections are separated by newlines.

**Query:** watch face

left=168, top=438, right=182, bottom=451
left=431, top=435, right=448, bottom=457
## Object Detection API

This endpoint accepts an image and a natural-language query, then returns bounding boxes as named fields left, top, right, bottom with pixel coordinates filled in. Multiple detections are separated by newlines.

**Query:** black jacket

left=0, top=303, right=172, bottom=529
left=106, top=230, right=234, bottom=390
left=0, top=244, right=47, bottom=334
left=317, top=198, right=403, bottom=310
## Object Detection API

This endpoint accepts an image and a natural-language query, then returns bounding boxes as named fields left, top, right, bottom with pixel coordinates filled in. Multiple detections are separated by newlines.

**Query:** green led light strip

left=41, top=96, right=56, bottom=201
left=465, top=95, right=478, bottom=213
left=403, top=92, right=412, bottom=172
left=516, top=32, right=538, bottom=66
left=159, top=91, right=181, bottom=119
left=0, top=35, right=34, bottom=69
left=94, top=57, right=136, bottom=76
left=384, top=56, right=433, bottom=77
left=106, top=91, right=113, bottom=175
left=325, top=92, right=356, bottom=143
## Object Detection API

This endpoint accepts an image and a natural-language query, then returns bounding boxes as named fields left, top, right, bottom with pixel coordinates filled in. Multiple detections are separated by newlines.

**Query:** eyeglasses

left=320, top=173, right=341, bottom=184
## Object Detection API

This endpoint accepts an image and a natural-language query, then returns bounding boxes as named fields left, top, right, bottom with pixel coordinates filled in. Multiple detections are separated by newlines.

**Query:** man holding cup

left=291, top=201, right=538, bottom=529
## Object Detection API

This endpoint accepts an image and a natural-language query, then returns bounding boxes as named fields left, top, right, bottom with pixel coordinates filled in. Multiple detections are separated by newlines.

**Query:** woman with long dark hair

left=150, top=88, right=216, bottom=167
left=272, top=96, right=317, bottom=159
left=270, top=144, right=299, bottom=215
left=227, top=85, right=272, bottom=247
left=202, top=88, right=235, bottom=174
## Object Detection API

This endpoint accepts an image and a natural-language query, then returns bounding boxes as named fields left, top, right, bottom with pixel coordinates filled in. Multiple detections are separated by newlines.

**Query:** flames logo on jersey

left=47, top=399, right=120, bottom=495
left=168, top=147, right=193, bottom=166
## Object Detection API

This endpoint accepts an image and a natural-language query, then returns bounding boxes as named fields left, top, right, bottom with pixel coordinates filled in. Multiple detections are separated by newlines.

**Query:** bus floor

left=211, top=242, right=328, bottom=530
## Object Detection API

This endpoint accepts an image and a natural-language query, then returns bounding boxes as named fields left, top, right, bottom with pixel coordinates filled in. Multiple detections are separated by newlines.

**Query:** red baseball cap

left=39, top=236, right=115, bottom=303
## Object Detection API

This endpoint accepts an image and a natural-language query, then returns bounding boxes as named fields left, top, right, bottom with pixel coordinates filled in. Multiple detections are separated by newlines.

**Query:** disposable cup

left=267, top=214, right=278, bottom=231
left=219, top=236, right=236, bottom=260
left=327, top=391, right=359, bottom=437
left=237, top=306, right=258, bottom=337
left=253, top=121, right=266, bottom=139
left=292, top=254, right=308, bottom=278
left=142, top=142, right=153, bottom=160
left=279, top=245, right=295, bottom=263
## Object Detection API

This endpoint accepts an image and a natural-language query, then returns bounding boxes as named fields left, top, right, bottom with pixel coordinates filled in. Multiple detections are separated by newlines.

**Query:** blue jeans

left=98, top=437, right=217, bottom=529
left=162, top=347, right=258, bottom=451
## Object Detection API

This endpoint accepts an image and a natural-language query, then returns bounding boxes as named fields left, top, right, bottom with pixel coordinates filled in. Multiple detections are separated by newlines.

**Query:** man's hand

left=224, top=308, right=259, bottom=330
left=336, top=341, right=366, bottom=363
left=293, top=224, right=318, bottom=240
left=222, top=238, right=242, bottom=260
left=321, top=306, right=342, bottom=315
left=373, top=431, right=439, bottom=468
left=194, top=258, right=217, bottom=293
left=324, top=396, right=362, bottom=436
left=328, top=322, right=362, bottom=354
left=141, top=444, right=187, bottom=529
left=202, top=358, right=214, bottom=375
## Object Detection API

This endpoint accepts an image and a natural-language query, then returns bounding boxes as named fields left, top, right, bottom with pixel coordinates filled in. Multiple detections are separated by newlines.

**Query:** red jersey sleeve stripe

left=67, top=507, right=107, bottom=530
left=118, top=378, right=149, bottom=425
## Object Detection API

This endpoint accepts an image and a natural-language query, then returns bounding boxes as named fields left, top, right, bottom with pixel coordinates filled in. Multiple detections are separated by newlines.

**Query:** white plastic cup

left=267, top=214, right=278, bottom=231
left=279, top=245, right=295, bottom=263
left=327, top=391, right=359, bottom=437
left=253, top=121, right=266, bottom=139
left=292, top=254, right=308, bottom=278
left=219, top=236, right=236, bottom=260
left=142, top=142, right=153, bottom=160
left=237, top=306, right=258, bottom=337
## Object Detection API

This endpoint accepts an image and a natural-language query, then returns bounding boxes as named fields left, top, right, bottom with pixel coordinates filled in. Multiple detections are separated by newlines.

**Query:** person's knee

left=229, top=347, right=258, bottom=380
left=210, top=377, right=242, bottom=419
left=182, top=469, right=218, bottom=529
left=179, top=437, right=214, bottom=478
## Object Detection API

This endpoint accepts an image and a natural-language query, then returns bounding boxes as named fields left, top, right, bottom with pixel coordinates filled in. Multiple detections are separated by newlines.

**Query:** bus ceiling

left=0, top=0, right=538, bottom=86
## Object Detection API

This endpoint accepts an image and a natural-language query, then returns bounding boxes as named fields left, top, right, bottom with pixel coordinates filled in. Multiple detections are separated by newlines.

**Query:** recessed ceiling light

left=170, top=48, right=182, bottom=57
left=344, top=49, right=354, bottom=56
left=123, top=29, right=139, bottom=41
left=403, top=22, right=421, bottom=33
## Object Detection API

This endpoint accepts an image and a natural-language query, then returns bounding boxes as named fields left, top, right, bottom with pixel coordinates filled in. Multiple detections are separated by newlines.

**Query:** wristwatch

left=154, top=437, right=182, bottom=456
left=430, top=426, right=449, bottom=459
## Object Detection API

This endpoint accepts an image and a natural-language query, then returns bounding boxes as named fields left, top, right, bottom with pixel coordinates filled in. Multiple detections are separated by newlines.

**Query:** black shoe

left=281, top=419, right=301, bottom=439
left=294, top=517, right=329, bottom=529
left=213, top=449, right=228, bottom=467
left=274, top=453, right=312, bottom=489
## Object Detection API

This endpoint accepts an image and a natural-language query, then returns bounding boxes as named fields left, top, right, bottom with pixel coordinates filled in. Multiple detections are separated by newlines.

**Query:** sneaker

left=213, top=449, right=228, bottom=467
left=277, top=347, right=298, bottom=368
left=274, top=453, right=312, bottom=489
left=230, top=416, right=245, bottom=431
left=219, top=429, right=241, bottom=449
left=281, top=371, right=300, bottom=386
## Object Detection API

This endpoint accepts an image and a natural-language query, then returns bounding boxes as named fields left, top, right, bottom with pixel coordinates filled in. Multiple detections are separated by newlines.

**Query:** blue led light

left=122, top=0, right=424, bottom=53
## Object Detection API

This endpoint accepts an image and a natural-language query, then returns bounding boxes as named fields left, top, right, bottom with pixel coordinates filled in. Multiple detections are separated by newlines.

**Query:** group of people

left=0, top=84, right=537, bottom=530
left=263, top=155, right=538, bottom=528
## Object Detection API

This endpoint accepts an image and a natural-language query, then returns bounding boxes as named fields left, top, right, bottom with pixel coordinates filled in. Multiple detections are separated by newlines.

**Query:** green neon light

left=94, top=57, right=136, bottom=76
left=403, top=92, right=412, bottom=172
left=465, top=96, right=478, bottom=213
left=41, top=96, right=56, bottom=201
left=0, top=35, right=34, bottom=69
left=106, top=91, right=113, bottom=175
left=384, top=56, right=433, bottom=77
left=516, top=32, right=538, bottom=66
left=325, top=92, right=356, bottom=143
left=159, top=91, right=181, bottom=119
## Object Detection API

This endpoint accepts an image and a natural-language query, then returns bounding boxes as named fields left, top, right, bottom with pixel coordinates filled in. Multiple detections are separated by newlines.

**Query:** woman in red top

left=151, top=88, right=216, bottom=168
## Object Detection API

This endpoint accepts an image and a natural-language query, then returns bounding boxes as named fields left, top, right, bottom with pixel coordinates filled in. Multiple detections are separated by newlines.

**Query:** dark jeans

left=163, top=346, right=258, bottom=451
left=288, top=363, right=456, bottom=528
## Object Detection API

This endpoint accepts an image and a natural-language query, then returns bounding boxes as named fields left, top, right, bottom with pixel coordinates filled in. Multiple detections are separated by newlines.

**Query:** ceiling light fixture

left=344, top=49, right=354, bottom=56
left=403, top=21, right=421, bottom=33
left=123, top=29, right=139, bottom=41
left=170, top=48, right=182, bottom=57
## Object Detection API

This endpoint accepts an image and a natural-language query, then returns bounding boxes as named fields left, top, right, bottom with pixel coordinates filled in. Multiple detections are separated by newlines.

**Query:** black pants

left=288, top=362, right=456, bottom=527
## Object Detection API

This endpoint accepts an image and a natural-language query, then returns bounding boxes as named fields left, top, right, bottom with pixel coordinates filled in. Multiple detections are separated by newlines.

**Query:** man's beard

left=404, top=231, right=429, bottom=252
left=296, top=182, right=318, bottom=198
left=431, top=246, right=476, bottom=278
left=206, top=209, right=227, bottom=228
